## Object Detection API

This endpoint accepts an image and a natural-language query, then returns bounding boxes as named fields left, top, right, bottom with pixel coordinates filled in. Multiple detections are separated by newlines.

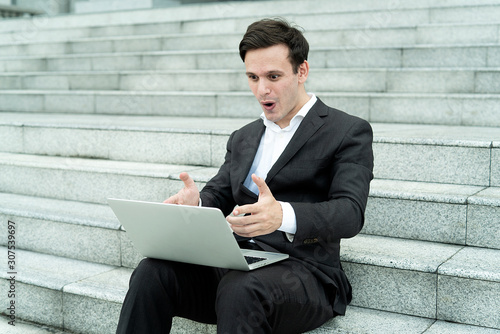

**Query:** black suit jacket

left=200, top=98, right=374, bottom=315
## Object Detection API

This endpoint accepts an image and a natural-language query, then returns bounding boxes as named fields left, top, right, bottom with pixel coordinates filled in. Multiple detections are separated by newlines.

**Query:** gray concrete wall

left=16, top=0, right=70, bottom=14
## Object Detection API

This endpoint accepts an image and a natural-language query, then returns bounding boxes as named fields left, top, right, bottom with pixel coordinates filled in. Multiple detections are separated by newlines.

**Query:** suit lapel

left=234, top=120, right=265, bottom=198
left=265, top=99, right=328, bottom=183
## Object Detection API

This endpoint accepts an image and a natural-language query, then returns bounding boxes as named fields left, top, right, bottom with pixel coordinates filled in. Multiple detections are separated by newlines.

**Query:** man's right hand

left=163, top=172, right=200, bottom=206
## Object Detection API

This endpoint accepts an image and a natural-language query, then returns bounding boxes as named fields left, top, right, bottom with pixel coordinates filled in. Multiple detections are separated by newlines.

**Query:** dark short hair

left=239, top=18, right=309, bottom=73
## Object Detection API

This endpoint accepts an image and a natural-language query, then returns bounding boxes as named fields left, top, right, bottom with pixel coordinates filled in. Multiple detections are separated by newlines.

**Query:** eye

left=269, top=74, right=280, bottom=80
left=247, top=75, right=258, bottom=81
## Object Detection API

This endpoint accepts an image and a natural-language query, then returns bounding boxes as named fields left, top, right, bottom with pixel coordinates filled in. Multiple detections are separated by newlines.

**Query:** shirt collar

left=260, top=93, right=317, bottom=132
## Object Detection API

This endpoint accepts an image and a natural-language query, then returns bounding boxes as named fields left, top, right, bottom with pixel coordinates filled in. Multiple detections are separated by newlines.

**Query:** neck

left=276, top=90, right=310, bottom=129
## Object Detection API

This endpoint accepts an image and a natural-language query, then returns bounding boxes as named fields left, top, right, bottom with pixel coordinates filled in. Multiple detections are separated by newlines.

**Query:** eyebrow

left=245, top=70, right=285, bottom=76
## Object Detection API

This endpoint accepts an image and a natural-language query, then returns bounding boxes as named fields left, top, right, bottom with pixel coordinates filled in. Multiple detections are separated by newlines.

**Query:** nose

left=257, top=79, right=271, bottom=97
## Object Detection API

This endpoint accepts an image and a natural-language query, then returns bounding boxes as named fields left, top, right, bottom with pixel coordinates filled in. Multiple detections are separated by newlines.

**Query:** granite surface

left=0, top=192, right=119, bottom=228
left=467, top=203, right=500, bottom=249
left=341, top=234, right=461, bottom=272
left=491, top=146, right=500, bottom=186
left=344, top=262, right=437, bottom=318
left=467, top=187, right=500, bottom=249
left=316, top=306, right=434, bottom=334
left=0, top=247, right=113, bottom=289
left=438, top=275, right=500, bottom=329
left=439, top=247, right=500, bottom=282
left=0, top=214, right=121, bottom=265
left=0, top=315, right=68, bottom=333
left=425, top=321, right=500, bottom=334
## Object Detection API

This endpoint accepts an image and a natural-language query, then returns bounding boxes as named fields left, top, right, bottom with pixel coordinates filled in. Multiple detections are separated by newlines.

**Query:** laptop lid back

left=108, top=198, right=252, bottom=270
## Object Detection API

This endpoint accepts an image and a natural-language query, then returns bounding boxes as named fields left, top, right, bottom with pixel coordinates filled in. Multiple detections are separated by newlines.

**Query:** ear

left=297, top=60, right=309, bottom=84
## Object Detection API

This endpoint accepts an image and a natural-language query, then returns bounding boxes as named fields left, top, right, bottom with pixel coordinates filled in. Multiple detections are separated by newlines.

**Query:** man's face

left=244, top=44, right=309, bottom=128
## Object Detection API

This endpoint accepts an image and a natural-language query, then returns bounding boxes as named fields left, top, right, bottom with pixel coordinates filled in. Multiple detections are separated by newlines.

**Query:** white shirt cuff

left=278, top=201, right=296, bottom=242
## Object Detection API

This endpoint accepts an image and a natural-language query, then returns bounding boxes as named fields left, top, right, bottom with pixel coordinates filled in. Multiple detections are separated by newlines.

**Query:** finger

left=226, top=214, right=254, bottom=227
left=231, top=203, right=256, bottom=216
left=228, top=219, right=259, bottom=237
left=163, top=194, right=178, bottom=204
left=226, top=215, right=239, bottom=226
left=178, top=172, right=195, bottom=189
left=251, top=174, right=271, bottom=197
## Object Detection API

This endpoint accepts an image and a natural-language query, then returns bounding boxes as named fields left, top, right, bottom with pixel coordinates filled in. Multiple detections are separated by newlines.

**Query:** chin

left=264, top=110, right=279, bottom=120
left=264, top=115, right=279, bottom=123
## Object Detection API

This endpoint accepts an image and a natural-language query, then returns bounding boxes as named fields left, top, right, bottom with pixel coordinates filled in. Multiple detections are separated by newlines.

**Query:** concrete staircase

left=0, top=0, right=499, bottom=333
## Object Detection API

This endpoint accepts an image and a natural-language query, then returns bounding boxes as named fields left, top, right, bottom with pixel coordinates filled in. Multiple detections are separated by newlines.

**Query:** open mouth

left=261, top=101, right=276, bottom=110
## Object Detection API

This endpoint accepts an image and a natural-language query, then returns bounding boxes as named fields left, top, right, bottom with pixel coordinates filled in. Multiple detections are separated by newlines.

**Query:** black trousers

left=116, top=257, right=334, bottom=334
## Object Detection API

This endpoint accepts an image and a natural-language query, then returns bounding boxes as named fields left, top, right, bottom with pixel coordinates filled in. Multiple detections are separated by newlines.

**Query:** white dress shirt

left=243, top=93, right=317, bottom=241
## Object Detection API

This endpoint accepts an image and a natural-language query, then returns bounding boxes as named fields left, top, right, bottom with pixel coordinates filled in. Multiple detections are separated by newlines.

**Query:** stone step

left=0, top=192, right=123, bottom=266
left=1, top=236, right=499, bottom=332
left=0, top=0, right=497, bottom=333
left=1, top=116, right=498, bottom=186
left=0, top=151, right=215, bottom=204
left=2, top=0, right=500, bottom=44
left=366, top=180, right=500, bottom=250
left=1, top=21, right=499, bottom=56
left=0, top=247, right=123, bottom=333
left=372, top=122, right=499, bottom=186
left=0, top=315, right=68, bottom=334
left=1, top=90, right=498, bottom=127
left=1, top=177, right=498, bottom=269
left=73, top=0, right=181, bottom=14
left=340, top=235, right=500, bottom=329
left=1, top=68, right=500, bottom=94
left=2, top=44, right=499, bottom=72
left=318, top=308, right=500, bottom=334
left=2, top=305, right=500, bottom=334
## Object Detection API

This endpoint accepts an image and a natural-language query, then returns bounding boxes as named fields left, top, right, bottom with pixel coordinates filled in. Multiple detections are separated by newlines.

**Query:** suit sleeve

left=290, top=118, right=374, bottom=245
left=199, top=132, right=238, bottom=216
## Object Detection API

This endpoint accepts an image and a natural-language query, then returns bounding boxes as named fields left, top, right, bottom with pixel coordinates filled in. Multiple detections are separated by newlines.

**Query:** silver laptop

left=108, top=198, right=289, bottom=271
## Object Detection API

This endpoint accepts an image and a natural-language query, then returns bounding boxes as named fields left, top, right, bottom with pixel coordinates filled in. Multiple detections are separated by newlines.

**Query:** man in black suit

left=116, top=18, right=373, bottom=334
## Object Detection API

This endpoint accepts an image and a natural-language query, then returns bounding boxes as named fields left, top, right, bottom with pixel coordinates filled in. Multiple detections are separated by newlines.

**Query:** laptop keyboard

left=244, top=256, right=267, bottom=265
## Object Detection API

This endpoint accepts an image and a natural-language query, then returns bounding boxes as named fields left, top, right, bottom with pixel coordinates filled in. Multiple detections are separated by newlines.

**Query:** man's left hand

left=226, top=174, right=283, bottom=238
